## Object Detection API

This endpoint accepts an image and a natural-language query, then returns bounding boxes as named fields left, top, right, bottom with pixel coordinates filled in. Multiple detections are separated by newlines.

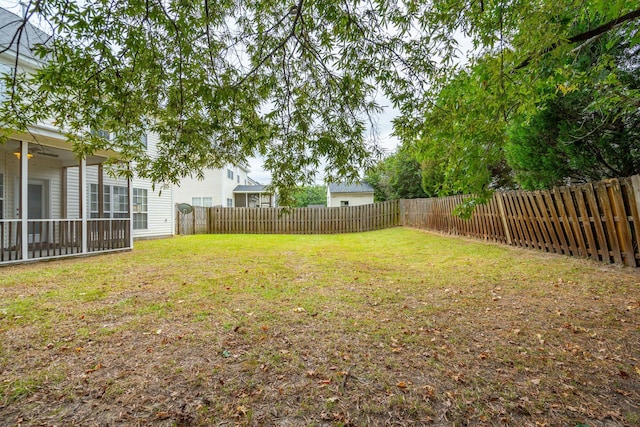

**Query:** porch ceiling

left=2, top=131, right=119, bottom=166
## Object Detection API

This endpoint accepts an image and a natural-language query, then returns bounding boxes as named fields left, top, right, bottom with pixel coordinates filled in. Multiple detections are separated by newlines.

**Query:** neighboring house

left=326, top=182, right=375, bottom=207
left=173, top=166, right=276, bottom=208
left=233, top=183, right=276, bottom=208
left=0, top=7, right=173, bottom=265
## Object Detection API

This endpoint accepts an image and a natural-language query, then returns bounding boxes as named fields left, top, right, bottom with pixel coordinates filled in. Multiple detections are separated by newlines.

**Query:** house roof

left=233, top=184, right=270, bottom=193
left=328, top=182, right=374, bottom=194
left=0, top=8, right=50, bottom=63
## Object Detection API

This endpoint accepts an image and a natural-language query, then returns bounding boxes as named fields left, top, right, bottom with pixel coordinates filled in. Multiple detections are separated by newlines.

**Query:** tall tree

left=364, top=148, right=428, bottom=201
left=398, top=1, right=640, bottom=198
left=291, top=185, right=327, bottom=207
left=505, top=32, right=640, bottom=189
left=1, top=0, right=638, bottom=205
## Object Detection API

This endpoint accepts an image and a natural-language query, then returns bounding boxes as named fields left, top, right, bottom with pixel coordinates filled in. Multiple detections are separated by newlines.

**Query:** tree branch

left=234, top=0, right=304, bottom=88
left=515, top=8, right=640, bottom=70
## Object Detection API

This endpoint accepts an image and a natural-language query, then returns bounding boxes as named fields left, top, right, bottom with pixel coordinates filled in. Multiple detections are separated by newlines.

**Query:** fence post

left=495, top=192, right=512, bottom=245
left=633, top=175, right=640, bottom=223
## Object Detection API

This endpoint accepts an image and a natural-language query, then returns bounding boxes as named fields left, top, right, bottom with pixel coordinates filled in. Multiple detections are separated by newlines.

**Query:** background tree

left=401, top=1, right=639, bottom=200
left=505, top=33, right=640, bottom=189
left=364, top=148, right=428, bottom=201
left=291, top=185, right=327, bottom=207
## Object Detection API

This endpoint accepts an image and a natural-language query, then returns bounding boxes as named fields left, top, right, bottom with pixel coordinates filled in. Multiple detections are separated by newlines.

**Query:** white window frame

left=90, top=184, right=128, bottom=218
left=132, top=188, right=148, bottom=230
left=227, top=169, right=233, bottom=180
left=340, top=200, right=349, bottom=207
left=192, top=197, right=213, bottom=207
left=226, top=198, right=233, bottom=207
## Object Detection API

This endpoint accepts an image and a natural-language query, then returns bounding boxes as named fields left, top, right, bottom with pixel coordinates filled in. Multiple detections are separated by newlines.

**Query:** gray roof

left=233, top=184, right=270, bottom=193
left=328, top=182, right=374, bottom=194
left=0, top=8, right=50, bottom=63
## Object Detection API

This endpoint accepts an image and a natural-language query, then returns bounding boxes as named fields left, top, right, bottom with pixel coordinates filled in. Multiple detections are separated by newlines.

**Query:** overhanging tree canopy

left=1, top=0, right=638, bottom=204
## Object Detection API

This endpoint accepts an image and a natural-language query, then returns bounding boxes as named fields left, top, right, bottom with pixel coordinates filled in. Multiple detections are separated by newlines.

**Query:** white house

left=326, top=182, right=375, bottom=207
left=0, top=7, right=173, bottom=265
left=173, top=166, right=276, bottom=208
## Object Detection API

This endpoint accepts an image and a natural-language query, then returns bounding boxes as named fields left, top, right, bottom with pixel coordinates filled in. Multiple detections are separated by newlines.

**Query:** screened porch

left=0, top=137, right=132, bottom=265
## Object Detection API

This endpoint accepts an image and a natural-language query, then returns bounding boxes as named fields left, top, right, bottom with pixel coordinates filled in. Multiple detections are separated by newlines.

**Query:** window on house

left=90, top=184, right=128, bottom=218
left=140, top=133, right=148, bottom=150
left=237, top=175, right=240, bottom=183
left=90, top=184, right=99, bottom=216
left=91, top=129, right=111, bottom=141
left=132, top=188, right=148, bottom=230
left=0, top=173, right=4, bottom=219
left=227, top=169, right=233, bottom=180
left=192, top=197, right=213, bottom=207
left=112, top=186, right=129, bottom=218
left=0, top=64, right=14, bottom=101
left=226, top=198, right=233, bottom=207
left=340, top=200, right=349, bottom=207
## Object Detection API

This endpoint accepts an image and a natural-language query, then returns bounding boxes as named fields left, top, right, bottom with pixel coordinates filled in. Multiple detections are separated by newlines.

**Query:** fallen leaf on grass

left=423, top=385, right=435, bottom=399
left=85, top=363, right=103, bottom=374
left=397, top=381, right=407, bottom=388
left=293, top=307, right=306, bottom=313
left=156, top=411, right=171, bottom=420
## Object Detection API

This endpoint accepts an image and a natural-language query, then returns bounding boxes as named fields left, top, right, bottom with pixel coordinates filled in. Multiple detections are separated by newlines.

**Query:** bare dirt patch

left=1, top=229, right=639, bottom=426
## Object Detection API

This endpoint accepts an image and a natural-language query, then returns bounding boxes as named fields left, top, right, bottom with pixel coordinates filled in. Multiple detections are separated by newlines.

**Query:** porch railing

left=1, top=218, right=131, bottom=264
left=1, top=220, right=22, bottom=262
left=87, top=218, right=131, bottom=252
left=26, top=219, right=83, bottom=259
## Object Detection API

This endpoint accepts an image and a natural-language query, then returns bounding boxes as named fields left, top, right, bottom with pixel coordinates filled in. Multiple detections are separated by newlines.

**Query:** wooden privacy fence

left=176, top=200, right=400, bottom=235
left=176, top=176, right=640, bottom=267
left=402, top=175, right=640, bottom=267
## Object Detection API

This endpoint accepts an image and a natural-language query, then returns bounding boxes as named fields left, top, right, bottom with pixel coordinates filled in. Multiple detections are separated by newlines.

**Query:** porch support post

left=80, top=157, right=88, bottom=253
left=98, top=164, right=104, bottom=218
left=20, top=140, right=28, bottom=261
left=128, top=176, right=133, bottom=249
left=61, top=167, right=67, bottom=218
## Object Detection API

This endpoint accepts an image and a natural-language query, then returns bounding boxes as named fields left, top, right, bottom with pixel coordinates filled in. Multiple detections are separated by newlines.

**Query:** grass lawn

left=1, top=227, right=639, bottom=426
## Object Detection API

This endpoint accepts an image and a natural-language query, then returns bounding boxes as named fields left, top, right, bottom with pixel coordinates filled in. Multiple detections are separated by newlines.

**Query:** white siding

left=327, top=192, right=374, bottom=208
left=133, top=132, right=174, bottom=238
left=64, top=133, right=174, bottom=238
left=173, top=164, right=250, bottom=208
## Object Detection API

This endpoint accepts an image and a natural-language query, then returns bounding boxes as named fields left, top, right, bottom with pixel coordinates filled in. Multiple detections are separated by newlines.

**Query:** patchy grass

left=1, top=228, right=639, bottom=426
